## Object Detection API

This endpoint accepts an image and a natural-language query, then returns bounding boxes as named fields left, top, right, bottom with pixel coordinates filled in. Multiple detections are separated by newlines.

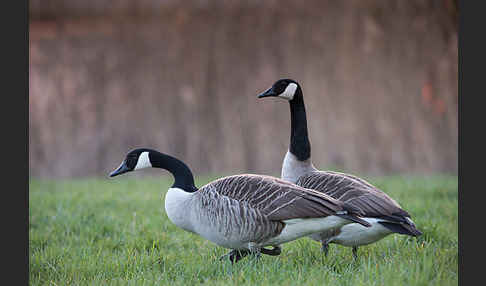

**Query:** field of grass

left=29, top=174, right=458, bottom=285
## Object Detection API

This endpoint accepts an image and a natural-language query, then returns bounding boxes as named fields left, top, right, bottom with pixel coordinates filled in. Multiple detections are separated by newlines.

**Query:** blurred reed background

left=29, top=0, right=458, bottom=179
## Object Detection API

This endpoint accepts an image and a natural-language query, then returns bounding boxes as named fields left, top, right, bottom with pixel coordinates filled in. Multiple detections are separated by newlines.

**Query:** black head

left=109, top=148, right=154, bottom=177
left=257, top=79, right=301, bottom=101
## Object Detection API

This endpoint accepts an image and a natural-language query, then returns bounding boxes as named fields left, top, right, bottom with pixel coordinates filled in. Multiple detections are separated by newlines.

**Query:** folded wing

left=296, top=171, right=410, bottom=220
left=201, top=174, right=367, bottom=223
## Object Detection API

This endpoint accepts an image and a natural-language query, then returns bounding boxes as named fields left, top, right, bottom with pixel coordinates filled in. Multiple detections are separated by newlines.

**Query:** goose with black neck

left=257, top=79, right=422, bottom=259
left=109, top=148, right=371, bottom=263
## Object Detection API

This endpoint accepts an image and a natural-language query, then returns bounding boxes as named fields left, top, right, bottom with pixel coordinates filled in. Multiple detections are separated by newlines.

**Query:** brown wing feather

left=199, top=174, right=351, bottom=221
left=296, top=171, right=410, bottom=219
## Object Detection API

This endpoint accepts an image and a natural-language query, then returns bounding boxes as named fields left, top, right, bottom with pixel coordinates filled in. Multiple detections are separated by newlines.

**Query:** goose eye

left=278, top=82, right=287, bottom=92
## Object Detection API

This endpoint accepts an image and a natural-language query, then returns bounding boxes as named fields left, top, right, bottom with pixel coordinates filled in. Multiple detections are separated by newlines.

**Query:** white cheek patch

left=278, top=83, right=297, bottom=100
left=134, top=151, right=152, bottom=170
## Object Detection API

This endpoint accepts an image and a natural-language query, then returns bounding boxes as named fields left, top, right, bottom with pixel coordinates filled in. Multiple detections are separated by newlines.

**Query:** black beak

left=257, top=87, right=277, bottom=98
left=109, top=161, right=130, bottom=177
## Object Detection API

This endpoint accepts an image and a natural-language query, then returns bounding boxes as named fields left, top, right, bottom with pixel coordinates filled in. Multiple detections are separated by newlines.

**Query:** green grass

left=29, top=174, right=458, bottom=285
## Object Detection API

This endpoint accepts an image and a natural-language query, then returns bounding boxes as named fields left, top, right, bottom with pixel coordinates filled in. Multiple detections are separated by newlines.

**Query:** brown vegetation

left=29, top=0, right=457, bottom=178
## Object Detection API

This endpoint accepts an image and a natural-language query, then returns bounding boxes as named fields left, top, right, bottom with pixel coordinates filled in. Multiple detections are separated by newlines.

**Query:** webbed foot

left=219, top=249, right=250, bottom=264
left=261, top=246, right=282, bottom=256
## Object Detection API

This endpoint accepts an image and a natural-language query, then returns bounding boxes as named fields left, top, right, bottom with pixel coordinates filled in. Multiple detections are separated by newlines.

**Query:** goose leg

left=321, top=242, right=329, bottom=256
left=352, top=246, right=358, bottom=260
left=220, top=249, right=250, bottom=264
left=247, top=243, right=262, bottom=261
left=260, top=246, right=282, bottom=256
left=249, top=250, right=262, bottom=260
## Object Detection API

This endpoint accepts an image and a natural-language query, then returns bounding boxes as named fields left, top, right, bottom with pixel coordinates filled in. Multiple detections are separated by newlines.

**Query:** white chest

left=164, top=188, right=194, bottom=232
left=281, top=150, right=316, bottom=183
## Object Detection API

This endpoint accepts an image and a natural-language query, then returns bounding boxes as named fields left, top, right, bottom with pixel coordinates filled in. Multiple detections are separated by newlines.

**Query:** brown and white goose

left=109, top=148, right=371, bottom=263
left=257, top=79, right=422, bottom=258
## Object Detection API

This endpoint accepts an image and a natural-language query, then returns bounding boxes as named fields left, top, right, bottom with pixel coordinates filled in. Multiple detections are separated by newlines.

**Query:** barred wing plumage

left=295, top=171, right=410, bottom=220
left=198, top=174, right=363, bottom=222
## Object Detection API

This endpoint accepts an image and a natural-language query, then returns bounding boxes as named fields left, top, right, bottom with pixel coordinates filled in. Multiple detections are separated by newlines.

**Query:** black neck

left=148, top=150, right=198, bottom=192
left=288, top=88, right=311, bottom=161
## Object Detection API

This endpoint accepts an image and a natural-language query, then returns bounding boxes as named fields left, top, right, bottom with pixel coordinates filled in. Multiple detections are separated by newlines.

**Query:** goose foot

left=352, top=246, right=358, bottom=260
left=260, top=246, right=282, bottom=256
left=220, top=246, right=278, bottom=264
left=220, top=249, right=250, bottom=264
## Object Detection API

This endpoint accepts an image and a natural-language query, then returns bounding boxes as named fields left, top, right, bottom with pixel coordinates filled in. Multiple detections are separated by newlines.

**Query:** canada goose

left=257, top=79, right=422, bottom=258
left=109, top=148, right=371, bottom=263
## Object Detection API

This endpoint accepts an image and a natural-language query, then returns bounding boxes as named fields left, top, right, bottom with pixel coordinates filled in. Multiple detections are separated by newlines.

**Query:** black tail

left=337, top=203, right=371, bottom=227
left=378, top=221, right=422, bottom=236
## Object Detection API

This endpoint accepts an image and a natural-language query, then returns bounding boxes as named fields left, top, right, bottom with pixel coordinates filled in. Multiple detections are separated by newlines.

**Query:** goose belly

left=327, top=218, right=392, bottom=247
left=189, top=201, right=283, bottom=250
left=265, top=216, right=349, bottom=246
left=191, top=223, right=252, bottom=250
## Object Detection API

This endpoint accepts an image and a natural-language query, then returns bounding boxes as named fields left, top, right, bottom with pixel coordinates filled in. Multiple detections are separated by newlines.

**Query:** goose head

left=257, top=79, right=311, bottom=162
left=109, top=148, right=153, bottom=177
left=109, top=148, right=197, bottom=192
left=257, top=79, right=301, bottom=101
